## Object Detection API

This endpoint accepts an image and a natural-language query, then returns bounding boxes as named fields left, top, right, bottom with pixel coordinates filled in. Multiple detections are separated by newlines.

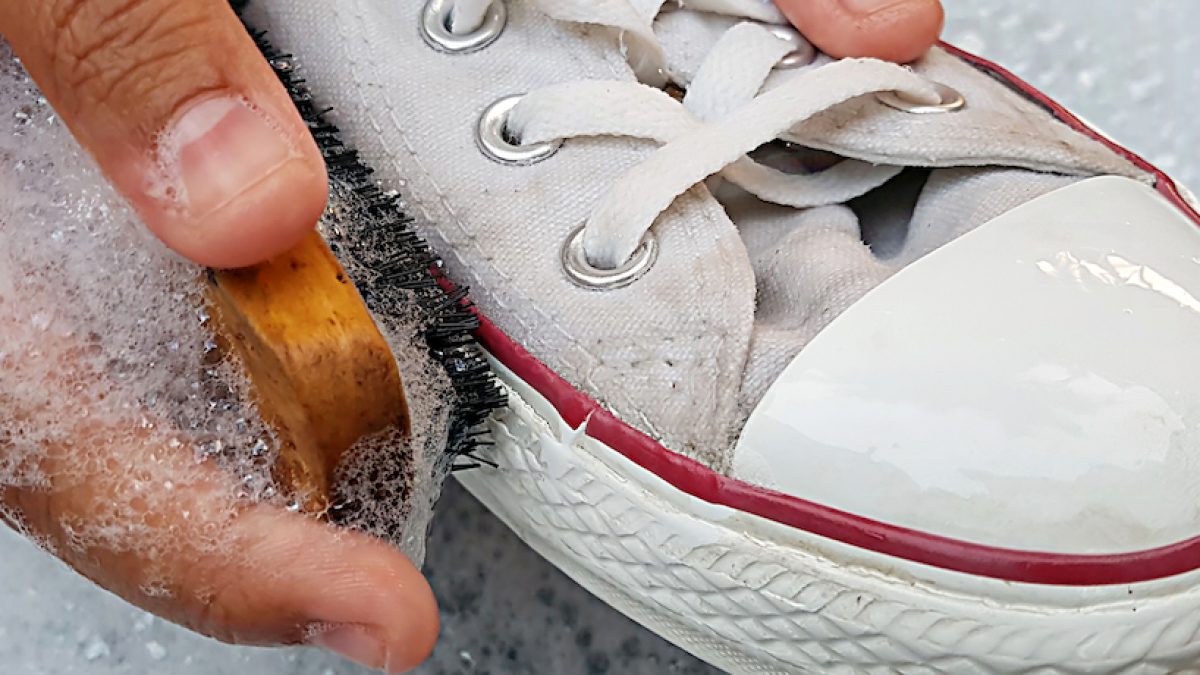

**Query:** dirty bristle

left=249, top=30, right=506, bottom=466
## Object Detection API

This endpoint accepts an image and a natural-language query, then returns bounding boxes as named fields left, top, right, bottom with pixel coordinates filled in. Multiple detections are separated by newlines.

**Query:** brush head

left=260, top=26, right=504, bottom=514
left=206, top=231, right=413, bottom=513
left=288, top=68, right=502, bottom=451
left=208, top=24, right=504, bottom=535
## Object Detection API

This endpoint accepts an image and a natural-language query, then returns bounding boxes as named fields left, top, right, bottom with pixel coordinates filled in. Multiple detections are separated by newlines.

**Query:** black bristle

left=244, top=27, right=504, bottom=470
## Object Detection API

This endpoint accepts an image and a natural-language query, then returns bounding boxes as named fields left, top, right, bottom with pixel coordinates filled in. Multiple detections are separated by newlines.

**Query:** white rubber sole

left=456, top=357, right=1200, bottom=673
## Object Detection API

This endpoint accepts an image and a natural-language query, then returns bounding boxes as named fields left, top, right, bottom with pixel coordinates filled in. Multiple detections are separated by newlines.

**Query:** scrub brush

left=206, top=20, right=505, bottom=518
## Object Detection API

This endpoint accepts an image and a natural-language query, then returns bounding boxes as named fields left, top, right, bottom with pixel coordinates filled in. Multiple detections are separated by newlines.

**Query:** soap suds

left=0, top=43, right=447, bottom=588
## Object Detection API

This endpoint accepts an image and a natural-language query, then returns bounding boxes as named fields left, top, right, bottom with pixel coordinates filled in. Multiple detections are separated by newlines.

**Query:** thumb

left=0, top=0, right=327, bottom=268
left=775, top=0, right=944, bottom=63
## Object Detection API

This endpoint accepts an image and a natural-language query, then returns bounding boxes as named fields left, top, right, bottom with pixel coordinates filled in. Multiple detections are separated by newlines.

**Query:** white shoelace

left=449, top=0, right=496, bottom=34
left=450, top=0, right=940, bottom=270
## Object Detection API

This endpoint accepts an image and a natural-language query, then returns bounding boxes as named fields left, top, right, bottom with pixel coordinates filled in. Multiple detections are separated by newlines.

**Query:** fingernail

left=309, top=625, right=389, bottom=671
left=839, top=0, right=909, bottom=14
left=151, top=96, right=297, bottom=221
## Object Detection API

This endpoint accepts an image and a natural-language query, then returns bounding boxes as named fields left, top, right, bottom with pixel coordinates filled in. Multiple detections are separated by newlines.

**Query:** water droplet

left=81, top=636, right=111, bottom=662
left=144, top=640, right=167, bottom=661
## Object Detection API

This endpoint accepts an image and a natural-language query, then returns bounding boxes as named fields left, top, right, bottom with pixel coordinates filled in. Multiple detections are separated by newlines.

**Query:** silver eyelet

left=767, top=26, right=817, bottom=70
left=561, top=226, right=659, bottom=290
left=876, top=82, right=966, bottom=114
left=420, top=0, right=507, bottom=54
left=476, top=95, right=562, bottom=165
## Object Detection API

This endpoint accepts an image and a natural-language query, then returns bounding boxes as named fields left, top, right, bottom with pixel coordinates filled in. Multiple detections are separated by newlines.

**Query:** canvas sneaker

left=243, top=0, right=1200, bottom=671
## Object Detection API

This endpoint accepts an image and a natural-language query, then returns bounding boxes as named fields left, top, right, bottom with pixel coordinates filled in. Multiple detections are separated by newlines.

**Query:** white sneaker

left=246, top=1, right=1200, bottom=671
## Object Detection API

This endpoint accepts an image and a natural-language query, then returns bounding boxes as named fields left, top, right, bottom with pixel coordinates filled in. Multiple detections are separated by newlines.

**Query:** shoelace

left=446, top=0, right=942, bottom=272
left=448, top=0, right=496, bottom=33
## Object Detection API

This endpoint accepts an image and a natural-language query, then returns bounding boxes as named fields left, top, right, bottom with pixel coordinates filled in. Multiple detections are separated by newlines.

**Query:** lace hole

left=561, top=226, right=659, bottom=290
left=421, top=0, right=507, bottom=54
left=476, top=95, right=562, bottom=165
left=875, top=81, right=966, bottom=114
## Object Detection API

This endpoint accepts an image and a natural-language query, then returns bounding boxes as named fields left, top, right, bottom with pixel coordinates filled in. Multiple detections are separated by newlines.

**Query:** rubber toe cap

left=734, top=176, right=1200, bottom=556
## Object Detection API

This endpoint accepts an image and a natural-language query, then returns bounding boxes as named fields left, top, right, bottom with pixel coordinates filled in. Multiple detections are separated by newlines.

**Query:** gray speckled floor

left=2, top=2, right=1197, bottom=673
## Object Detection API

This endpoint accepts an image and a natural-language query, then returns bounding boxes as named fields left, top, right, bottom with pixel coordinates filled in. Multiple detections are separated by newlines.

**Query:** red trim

left=469, top=44, right=1200, bottom=586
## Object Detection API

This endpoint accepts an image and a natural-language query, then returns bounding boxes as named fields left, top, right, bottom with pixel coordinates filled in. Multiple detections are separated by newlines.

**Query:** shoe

left=245, top=1, right=1200, bottom=671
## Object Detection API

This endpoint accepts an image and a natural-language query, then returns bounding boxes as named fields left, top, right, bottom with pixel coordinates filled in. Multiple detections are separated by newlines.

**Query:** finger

left=0, top=0, right=328, bottom=268
left=774, top=0, right=945, bottom=63
left=0, top=317, right=437, bottom=672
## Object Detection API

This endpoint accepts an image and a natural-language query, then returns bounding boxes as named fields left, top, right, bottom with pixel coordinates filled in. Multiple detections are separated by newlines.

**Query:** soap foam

left=0, top=42, right=446, bottom=587
left=0, top=44, right=277, bottom=584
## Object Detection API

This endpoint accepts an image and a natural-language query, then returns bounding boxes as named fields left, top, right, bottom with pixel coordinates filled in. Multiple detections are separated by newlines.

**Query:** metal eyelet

left=875, top=82, right=966, bottom=114
left=767, top=26, right=817, bottom=70
left=476, top=95, right=562, bottom=165
left=561, top=226, right=659, bottom=290
left=421, top=0, right=507, bottom=54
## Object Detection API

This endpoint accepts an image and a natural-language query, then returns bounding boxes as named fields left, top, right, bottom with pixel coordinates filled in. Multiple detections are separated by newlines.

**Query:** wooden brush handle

left=206, top=232, right=410, bottom=512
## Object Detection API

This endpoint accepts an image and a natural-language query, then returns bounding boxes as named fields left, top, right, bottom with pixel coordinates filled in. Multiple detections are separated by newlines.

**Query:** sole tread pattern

left=458, top=392, right=1200, bottom=673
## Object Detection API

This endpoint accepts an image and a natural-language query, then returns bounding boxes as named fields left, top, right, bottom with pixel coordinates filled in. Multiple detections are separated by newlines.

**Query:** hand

left=0, top=1, right=436, bottom=672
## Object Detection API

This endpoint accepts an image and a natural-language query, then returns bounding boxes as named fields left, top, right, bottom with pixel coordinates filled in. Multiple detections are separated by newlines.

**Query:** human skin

left=0, top=0, right=942, bottom=671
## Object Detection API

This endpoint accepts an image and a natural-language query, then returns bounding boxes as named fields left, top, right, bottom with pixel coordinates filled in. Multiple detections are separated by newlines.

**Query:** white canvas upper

left=245, top=0, right=1150, bottom=471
